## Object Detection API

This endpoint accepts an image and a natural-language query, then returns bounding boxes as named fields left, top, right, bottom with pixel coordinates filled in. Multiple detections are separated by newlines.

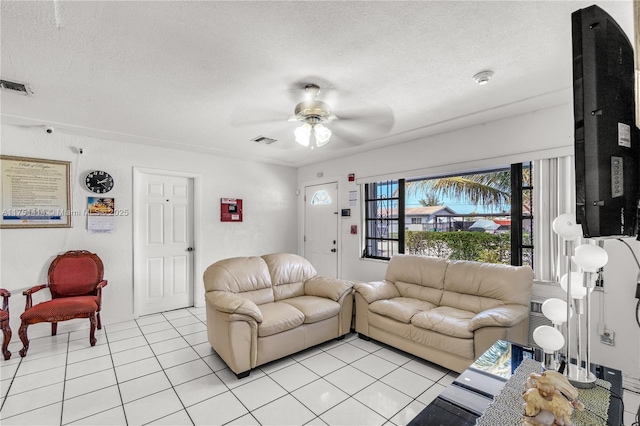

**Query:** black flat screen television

left=572, top=5, right=639, bottom=238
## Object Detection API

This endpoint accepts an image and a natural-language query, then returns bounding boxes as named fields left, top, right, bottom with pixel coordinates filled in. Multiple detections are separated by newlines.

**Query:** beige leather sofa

left=203, top=253, right=354, bottom=378
left=354, top=254, right=533, bottom=373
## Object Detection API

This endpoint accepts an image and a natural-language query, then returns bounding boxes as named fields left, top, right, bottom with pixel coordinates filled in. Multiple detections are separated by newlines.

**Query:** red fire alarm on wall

left=348, top=173, right=355, bottom=182
left=221, top=198, right=243, bottom=222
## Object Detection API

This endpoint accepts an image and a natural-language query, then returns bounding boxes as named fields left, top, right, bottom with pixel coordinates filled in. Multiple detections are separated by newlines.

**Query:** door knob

left=331, top=248, right=337, bottom=252
left=186, top=247, right=194, bottom=252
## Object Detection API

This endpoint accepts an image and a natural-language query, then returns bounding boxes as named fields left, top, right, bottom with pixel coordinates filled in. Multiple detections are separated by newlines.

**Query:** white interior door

left=136, top=172, right=194, bottom=315
left=304, top=182, right=338, bottom=278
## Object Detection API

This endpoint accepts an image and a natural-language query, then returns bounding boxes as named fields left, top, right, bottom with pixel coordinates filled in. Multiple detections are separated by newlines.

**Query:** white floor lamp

left=551, top=213, right=582, bottom=379
left=569, top=242, right=608, bottom=388
left=551, top=213, right=610, bottom=388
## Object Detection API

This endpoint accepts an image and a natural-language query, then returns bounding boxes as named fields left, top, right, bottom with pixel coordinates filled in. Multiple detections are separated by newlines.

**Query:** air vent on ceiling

left=0, top=79, right=33, bottom=96
left=251, top=136, right=277, bottom=145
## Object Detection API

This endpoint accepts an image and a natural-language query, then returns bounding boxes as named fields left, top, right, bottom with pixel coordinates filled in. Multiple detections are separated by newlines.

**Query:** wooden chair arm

left=23, top=284, right=48, bottom=310
left=96, top=280, right=107, bottom=310
left=22, top=284, right=48, bottom=296
left=0, top=289, right=10, bottom=312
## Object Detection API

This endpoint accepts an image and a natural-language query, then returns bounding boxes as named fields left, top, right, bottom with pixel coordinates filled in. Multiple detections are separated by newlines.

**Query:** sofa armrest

left=304, top=277, right=353, bottom=302
left=353, top=281, right=400, bottom=304
left=205, top=291, right=263, bottom=323
left=468, top=304, right=530, bottom=332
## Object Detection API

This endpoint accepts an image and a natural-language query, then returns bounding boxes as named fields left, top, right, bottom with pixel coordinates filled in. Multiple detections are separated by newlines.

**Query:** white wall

left=0, top=123, right=299, bottom=334
left=595, top=237, right=640, bottom=389
left=297, top=102, right=640, bottom=385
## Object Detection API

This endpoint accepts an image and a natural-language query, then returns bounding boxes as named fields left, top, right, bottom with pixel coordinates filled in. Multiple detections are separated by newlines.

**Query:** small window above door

left=311, top=190, right=332, bottom=205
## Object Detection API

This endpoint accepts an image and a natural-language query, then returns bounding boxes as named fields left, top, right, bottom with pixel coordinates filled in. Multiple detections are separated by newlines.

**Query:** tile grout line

left=181, top=308, right=263, bottom=426
left=105, top=321, right=130, bottom=426
left=318, top=339, right=446, bottom=424
left=59, top=332, right=72, bottom=426
left=60, top=324, right=126, bottom=425
left=138, top=309, right=203, bottom=426
left=0, top=355, right=23, bottom=413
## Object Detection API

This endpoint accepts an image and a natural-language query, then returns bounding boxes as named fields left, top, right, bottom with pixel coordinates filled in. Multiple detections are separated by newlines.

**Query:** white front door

left=135, top=172, right=194, bottom=315
left=304, top=182, right=338, bottom=278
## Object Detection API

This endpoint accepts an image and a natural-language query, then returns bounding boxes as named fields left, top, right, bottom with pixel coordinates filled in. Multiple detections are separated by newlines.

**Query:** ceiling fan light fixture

left=294, top=123, right=312, bottom=146
left=314, top=124, right=331, bottom=147
left=292, top=83, right=335, bottom=148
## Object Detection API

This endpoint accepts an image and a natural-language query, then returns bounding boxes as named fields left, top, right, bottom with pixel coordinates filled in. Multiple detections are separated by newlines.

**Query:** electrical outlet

left=600, top=330, right=615, bottom=346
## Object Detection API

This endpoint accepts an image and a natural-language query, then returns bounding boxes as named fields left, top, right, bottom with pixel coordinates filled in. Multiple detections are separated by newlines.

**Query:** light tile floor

left=1, top=306, right=638, bottom=426
left=0, top=307, right=455, bottom=426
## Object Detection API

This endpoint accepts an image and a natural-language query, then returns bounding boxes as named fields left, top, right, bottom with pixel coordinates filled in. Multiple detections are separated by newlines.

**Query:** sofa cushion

left=257, top=302, right=305, bottom=337
left=440, top=260, right=533, bottom=313
left=280, top=296, right=340, bottom=324
left=369, top=297, right=435, bottom=324
left=386, top=255, right=448, bottom=305
left=203, top=257, right=274, bottom=305
left=262, top=253, right=316, bottom=301
left=411, top=306, right=475, bottom=338
left=410, top=325, right=475, bottom=360
left=369, top=312, right=412, bottom=339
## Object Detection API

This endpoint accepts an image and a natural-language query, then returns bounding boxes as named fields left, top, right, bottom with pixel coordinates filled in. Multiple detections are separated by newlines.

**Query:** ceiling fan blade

left=229, top=107, right=289, bottom=127
left=335, top=105, right=394, bottom=133
left=328, top=126, right=366, bottom=147
left=329, top=108, right=395, bottom=145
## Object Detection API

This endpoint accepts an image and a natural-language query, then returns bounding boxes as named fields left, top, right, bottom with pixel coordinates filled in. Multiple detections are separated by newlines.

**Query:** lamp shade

left=533, top=325, right=565, bottom=354
left=314, top=124, right=331, bottom=146
left=294, top=124, right=311, bottom=147
left=560, top=272, right=595, bottom=299
left=552, top=213, right=583, bottom=241
left=541, top=298, right=572, bottom=325
left=574, top=244, right=608, bottom=272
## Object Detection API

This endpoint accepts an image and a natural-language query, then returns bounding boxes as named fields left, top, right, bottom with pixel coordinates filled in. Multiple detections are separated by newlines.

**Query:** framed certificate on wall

left=1, top=155, right=72, bottom=228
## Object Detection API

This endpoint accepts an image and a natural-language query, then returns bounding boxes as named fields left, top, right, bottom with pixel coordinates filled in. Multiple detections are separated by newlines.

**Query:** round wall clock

left=85, top=170, right=114, bottom=193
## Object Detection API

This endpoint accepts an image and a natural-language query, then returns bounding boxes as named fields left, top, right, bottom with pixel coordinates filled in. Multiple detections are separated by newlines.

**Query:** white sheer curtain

left=533, top=156, right=577, bottom=282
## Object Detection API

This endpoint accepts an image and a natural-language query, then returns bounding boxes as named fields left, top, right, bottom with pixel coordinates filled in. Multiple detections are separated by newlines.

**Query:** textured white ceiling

left=0, top=1, right=635, bottom=167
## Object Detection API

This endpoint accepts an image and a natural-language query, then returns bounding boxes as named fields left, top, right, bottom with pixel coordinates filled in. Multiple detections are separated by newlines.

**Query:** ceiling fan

left=233, top=80, right=395, bottom=149
left=289, top=84, right=335, bottom=148
left=285, top=82, right=395, bottom=149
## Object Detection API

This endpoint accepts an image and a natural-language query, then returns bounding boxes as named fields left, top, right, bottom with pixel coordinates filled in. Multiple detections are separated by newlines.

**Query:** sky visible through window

left=405, top=185, right=512, bottom=215
left=405, top=193, right=511, bottom=214
left=374, top=171, right=514, bottom=216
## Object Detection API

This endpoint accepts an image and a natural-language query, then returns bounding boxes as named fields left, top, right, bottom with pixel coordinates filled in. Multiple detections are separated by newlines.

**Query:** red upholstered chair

left=0, top=289, right=11, bottom=360
left=19, top=250, right=107, bottom=357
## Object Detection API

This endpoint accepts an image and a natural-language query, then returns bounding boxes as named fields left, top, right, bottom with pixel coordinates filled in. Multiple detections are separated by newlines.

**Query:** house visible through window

left=363, top=163, right=533, bottom=268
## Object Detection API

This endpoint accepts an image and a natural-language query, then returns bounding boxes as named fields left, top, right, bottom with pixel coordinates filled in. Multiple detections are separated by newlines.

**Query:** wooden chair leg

left=18, top=322, right=30, bottom=357
left=89, top=313, right=97, bottom=346
left=1, top=321, right=11, bottom=360
left=97, top=312, right=102, bottom=330
left=51, top=322, right=57, bottom=336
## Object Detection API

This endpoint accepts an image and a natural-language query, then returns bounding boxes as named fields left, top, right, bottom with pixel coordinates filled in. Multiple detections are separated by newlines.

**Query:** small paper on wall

left=349, top=190, right=357, bottom=207
left=87, top=197, right=115, bottom=233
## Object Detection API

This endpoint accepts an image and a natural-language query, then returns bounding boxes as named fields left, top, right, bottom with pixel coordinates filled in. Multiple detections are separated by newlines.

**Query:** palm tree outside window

left=363, top=163, right=533, bottom=267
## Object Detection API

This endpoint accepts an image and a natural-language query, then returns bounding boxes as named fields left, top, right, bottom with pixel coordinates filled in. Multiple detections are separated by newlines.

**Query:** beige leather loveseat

left=354, top=254, right=533, bottom=373
left=203, top=253, right=354, bottom=378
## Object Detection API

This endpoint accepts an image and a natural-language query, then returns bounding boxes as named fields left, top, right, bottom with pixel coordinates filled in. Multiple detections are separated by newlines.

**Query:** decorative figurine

left=522, top=371, right=584, bottom=425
